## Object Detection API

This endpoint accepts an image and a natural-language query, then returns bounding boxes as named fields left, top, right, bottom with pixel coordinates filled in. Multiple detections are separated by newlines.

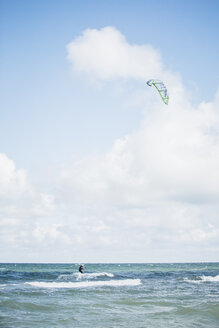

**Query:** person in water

left=79, top=265, right=84, bottom=273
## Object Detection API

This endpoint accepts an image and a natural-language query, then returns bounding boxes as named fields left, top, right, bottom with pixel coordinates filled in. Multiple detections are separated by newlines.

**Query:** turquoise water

left=0, top=263, right=218, bottom=327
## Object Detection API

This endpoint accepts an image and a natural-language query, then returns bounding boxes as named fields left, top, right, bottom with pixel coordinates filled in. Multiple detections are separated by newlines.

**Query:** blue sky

left=0, top=0, right=219, bottom=262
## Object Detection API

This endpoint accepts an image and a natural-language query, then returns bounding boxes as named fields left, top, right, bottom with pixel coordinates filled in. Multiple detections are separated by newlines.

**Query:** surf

left=26, top=279, right=141, bottom=289
left=183, top=275, right=219, bottom=283
left=58, top=272, right=114, bottom=281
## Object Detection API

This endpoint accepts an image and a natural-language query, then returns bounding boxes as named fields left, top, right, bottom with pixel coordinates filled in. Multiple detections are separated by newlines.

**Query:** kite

left=146, top=79, right=169, bottom=105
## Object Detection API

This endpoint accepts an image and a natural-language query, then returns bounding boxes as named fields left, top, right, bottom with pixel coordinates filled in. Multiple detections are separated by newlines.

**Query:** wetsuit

left=79, top=265, right=84, bottom=273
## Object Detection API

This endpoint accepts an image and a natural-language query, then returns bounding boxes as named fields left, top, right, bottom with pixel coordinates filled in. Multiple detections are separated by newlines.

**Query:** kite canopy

left=146, top=79, right=169, bottom=105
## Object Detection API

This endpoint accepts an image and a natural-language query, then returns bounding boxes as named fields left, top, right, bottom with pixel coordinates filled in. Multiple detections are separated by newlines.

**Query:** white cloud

left=67, top=26, right=187, bottom=110
left=0, top=154, right=60, bottom=260
left=67, top=26, right=163, bottom=81
left=33, top=223, right=71, bottom=245
left=60, top=89, right=219, bottom=208
left=0, top=153, right=31, bottom=199
left=58, top=87, right=219, bottom=260
left=33, top=193, right=56, bottom=216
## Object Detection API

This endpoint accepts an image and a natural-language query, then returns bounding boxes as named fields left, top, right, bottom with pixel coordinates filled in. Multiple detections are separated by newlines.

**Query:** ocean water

left=0, top=263, right=218, bottom=328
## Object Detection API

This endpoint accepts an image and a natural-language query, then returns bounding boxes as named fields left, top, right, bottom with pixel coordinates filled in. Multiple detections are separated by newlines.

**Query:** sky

left=0, top=0, right=219, bottom=263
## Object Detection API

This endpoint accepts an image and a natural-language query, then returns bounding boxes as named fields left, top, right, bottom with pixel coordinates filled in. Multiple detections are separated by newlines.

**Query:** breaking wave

left=58, top=272, right=114, bottom=281
left=184, top=275, right=219, bottom=283
left=26, top=279, right=141, bottom=289
left=200, top=275, right=219, bottom=282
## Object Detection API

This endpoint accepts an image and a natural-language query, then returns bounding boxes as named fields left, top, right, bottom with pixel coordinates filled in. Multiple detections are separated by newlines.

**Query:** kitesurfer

left=79, top=265, right=84, bottom=273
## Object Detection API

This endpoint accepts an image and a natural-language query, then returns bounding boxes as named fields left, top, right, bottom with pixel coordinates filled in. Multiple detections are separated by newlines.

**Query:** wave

left=26, top=279, right=141, bottom=289
left=58, top=272, right=114, bottom=281
left=200, top=275, right=219, bottom=282
left=0, top=268, right=6, bottom=271
left=184, top=275, right=219, bottom=283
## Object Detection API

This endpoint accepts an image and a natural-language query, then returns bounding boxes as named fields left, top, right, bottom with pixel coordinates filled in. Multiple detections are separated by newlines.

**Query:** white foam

left=26, top=279, right=141, bottom=289
left=58, top=272, right=114, bottom=281
left=184, top=275, right=219, bottom=283
left=183, top=278, right=201, bottom=284
left=200, top=275, right=219, bottom=282
left=75, top=272, right=114, bottom=280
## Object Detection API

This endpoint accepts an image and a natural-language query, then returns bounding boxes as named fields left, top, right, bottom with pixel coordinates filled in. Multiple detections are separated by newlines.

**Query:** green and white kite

left=146, top=79, right=169, bottom=105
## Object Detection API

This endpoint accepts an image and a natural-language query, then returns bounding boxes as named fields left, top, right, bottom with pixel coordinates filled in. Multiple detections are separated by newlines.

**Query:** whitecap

left=75, top=272, right=114, bottom=280
left=184, top=275, right=219, bottom=283
left=26, top=279, right=141, bottom=289
left=200, top=275, right=219, bottom=282
left=183, top=278, right=201, bottom=284
left=58, top=272, right=114, bottom=281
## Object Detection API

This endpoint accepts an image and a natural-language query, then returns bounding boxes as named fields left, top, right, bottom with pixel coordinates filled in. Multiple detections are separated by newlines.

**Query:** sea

left=0, top=262, right=218, bottom=328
